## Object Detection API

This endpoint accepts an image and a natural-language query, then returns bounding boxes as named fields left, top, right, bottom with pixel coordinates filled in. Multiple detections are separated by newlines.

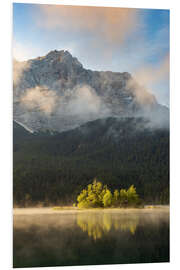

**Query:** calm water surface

left=13, top=207, right=169, bottom=268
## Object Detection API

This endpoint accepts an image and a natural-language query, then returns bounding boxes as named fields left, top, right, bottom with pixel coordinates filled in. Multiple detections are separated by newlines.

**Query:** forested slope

left=13, top=117, right=169, bottom=206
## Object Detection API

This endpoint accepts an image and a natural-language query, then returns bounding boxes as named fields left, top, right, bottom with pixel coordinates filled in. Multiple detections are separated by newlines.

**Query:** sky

left=13, top=3, right=169, bottom=106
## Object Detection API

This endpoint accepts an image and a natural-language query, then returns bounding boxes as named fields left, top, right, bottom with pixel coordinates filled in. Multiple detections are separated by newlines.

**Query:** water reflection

left=77, top=212, right=139, bottom=240
left=13, top=208, right=169, bottom=268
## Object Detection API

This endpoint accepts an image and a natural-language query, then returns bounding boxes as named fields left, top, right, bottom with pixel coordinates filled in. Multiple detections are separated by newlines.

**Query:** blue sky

left=13, top=3, right=169, bottom=106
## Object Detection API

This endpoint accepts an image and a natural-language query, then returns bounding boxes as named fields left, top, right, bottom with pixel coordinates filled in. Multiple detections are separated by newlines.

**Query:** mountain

left=13, top=50, right=169, bottom=206
left=13, top=117, right=169, bottom=206
left=13, top=120, right=33, bottom=141
left=13, top=50, right=169, bottom=132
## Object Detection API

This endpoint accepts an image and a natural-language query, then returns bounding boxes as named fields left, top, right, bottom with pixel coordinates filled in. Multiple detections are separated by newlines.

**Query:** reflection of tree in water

left=77, top=213, right=139, bottom=240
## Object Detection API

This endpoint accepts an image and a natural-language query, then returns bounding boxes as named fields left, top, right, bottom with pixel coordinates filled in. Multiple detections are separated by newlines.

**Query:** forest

left=13, top=117, right=169, bottom=207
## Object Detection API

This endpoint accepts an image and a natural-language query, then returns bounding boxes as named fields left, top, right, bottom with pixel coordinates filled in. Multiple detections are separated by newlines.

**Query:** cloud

left=19, top=84, right=110, bottom=129
left=13, top=4, right=169, bottom=106
left=37, top=5, right=139, bottom=45
left=21, top=86, right=58, bottom=115
left=128, top=54, right=169, bottom=106
left=126, top=78, right=157, bottom=106
left=13, top=39, right=44, bottom=61
left=33, top=5, right=144, bottom=73
left=125, top=53, right=169, bottom=107
left=66, top=85, right=110, bottom=117
left=13, top=59, right=30, bottom=86
left=133, top=54, right=169, bottom=86
left=13, top=40, right=34, bottom=61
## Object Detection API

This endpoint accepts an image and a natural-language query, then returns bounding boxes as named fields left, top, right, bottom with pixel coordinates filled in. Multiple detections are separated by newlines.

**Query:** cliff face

left=13, top=50, right=168, bottom=132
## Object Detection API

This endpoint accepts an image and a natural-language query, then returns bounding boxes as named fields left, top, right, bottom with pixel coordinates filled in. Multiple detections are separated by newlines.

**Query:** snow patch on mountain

left=14, top=120, right=34, bottom=133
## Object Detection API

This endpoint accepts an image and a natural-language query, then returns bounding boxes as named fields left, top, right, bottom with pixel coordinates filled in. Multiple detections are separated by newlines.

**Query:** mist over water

left=13, top=208, right=169, bottom=268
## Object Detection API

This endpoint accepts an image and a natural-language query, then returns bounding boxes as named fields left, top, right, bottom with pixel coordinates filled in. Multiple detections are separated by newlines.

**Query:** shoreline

left=13, top=205, right=169, bottom=216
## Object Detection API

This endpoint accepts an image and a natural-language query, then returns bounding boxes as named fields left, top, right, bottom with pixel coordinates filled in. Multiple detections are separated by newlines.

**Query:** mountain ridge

left=13, top=50, right=169, bottom=133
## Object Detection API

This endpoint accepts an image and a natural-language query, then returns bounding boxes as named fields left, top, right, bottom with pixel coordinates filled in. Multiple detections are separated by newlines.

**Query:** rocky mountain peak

left=13, top=50, right=168, bottom=133
left=29, top=49, right=83, bottom=68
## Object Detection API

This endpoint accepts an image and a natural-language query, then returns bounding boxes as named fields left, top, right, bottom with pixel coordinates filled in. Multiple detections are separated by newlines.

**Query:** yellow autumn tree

left=76, top=180, right=141, bottom=208
left=77, top=179, right=108, bottom=208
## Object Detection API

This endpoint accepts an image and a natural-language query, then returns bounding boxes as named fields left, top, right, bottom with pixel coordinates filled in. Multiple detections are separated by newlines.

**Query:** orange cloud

left=134, top=54, right=169, bottom=86
left=37, top=5, right=139, bottom=44
left=126, top=54, right=169, bottom=106
left=21, top=86, right=58, bottom=115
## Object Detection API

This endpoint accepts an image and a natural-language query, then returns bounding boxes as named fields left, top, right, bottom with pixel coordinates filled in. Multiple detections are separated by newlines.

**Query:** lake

left=13, top=207, right=169, bottom=268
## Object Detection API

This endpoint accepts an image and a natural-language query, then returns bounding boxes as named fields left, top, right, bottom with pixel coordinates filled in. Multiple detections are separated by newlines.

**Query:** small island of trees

left=76, top=179, right=142, bottom=208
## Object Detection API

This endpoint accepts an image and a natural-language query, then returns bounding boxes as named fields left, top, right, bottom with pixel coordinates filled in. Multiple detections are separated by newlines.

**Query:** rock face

left=13, top=50, right=168, bottom=132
